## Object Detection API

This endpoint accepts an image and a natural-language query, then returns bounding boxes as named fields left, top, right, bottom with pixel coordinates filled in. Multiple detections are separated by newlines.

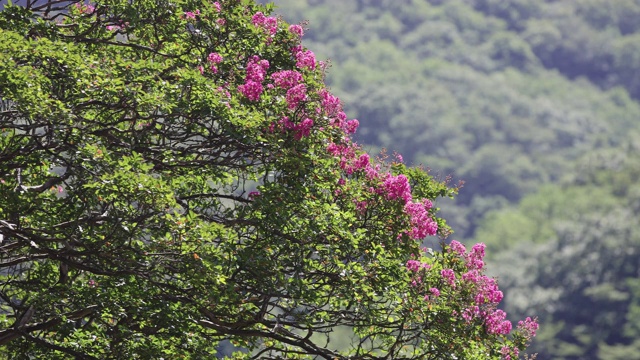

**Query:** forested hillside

left=265, top=0, right=640, bottom=359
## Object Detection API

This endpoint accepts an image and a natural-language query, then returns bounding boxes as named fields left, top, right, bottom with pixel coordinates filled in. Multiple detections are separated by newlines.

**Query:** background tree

left=0, top=0, right=536, bottom=358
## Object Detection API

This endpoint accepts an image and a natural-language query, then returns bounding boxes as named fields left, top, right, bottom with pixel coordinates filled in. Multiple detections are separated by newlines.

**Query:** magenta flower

left=441, top=268, right=456, bottom=286
left=295, top=50, right=316, bottom=70
left=484, top=309, right=512, bottom=335
left=238, top=81, right=263, bottom=102
left=289, top=24, right=304, bottom=37
left=404, top=200, right=437, bottom=239
left=406, top=260, right=422, bottom=272
left=449, top=240, right=466, bottom=255
left=285, top=83, right=307, bottom=109
left=517, top=317, right=539, bottom=338
left=294, top=118, right=314, bottom=140
left=252, top=12, right=278, bottom=34
left=184, top=10, right=199, bottom=20
left=208, top=52, right=223, bottom=64
left=430, top=287, right=440, bottom=298
left=271, top=70, right=303, bottom=89
left=252, top=12, right=266, bottom=26
left=248, top=191, right=261, bottom=200
left=238, top=56, right=269, bottom=101
left=319, top=89, right=342, bottom=116
left=343, top=119, right=359, bottom=134
left=382, top=174, right=412, bottom=203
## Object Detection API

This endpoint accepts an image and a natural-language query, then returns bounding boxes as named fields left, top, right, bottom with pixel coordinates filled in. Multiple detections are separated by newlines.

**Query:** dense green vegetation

left=266, top=0, right=640, bottom=359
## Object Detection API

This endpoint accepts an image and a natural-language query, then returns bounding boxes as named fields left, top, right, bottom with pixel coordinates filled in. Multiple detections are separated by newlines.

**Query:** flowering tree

left=0, top=0, right=537, bottom=358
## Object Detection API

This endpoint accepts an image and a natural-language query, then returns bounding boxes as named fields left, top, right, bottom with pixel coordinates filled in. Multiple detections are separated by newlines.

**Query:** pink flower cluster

left=207, top=52, right=223, bottom=73
left=449, top=241, right=485, bottom=270
left=441, top=268, right=456, bottom=287
left=295, top=49, right=316, bottom=70
left=485, top=309, right=512, bottom=335
left=319, top=89, right=342, bottom=117
left=316, top=89, right=363, bottom=135
left=518, top=317, right=539, bottom=338
left=445, top=241, right=515, bottom=335
left=289, top=24, right=304, bottom=37
left=271, top=70, right=303, bottom=89
left=406, top=259, right=431, bottom=272
left=382, top=174, right=412, bottom=203
left=294, top=118, right=314, bottom=140
left=501, top=346, right=519, bottom=360
left=248, top=191, right=261, bottom=200
left=238, top=56, right=269, bottom=101
left=106, top=20, right=129, bottom=32
left=326, top=142, right=370, bottom=175
left=184, top=9, right=200, bottom=20
left=75, top=2, right=95, bottom=14
left=404, top=199, right=438, bottom=239
left=252, top=12, right=278, bottom=35
left=285, top=83, right=307, bottom=109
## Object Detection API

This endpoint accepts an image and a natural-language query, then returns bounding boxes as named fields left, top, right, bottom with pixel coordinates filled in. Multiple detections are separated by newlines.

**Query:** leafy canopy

left=0, top=0, right=536, bottom=358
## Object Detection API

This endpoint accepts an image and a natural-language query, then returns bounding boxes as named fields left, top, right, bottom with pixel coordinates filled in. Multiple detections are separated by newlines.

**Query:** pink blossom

left=319, top=89, right=342, bottom=116
left=327, top=142, right=341, bottom=156
left=289, top=24, right=304, bottom=37
left=330, top=111, right=348, bottom=128
left=404, top=199, right=437, bottom=239
left=252, top=12, right=278, bottom=34
left=106, top=21, right=128, bottom=32
left=474, top=276, right=503, bottom=304
left=295, top=50, right=316, bottom=70
left=462, top=270, right=479, bottom=283
left=382, top=174, right=412, bottom=203
left=271, top=70, right=303, bottom=89
left=465, top=243, right=486, bottom=270
left=294, top=118, right=314, bottom=140
left=252, top=12, right=266, bottom=26
left=238, top=56, right=269, bottom=101
left=462, top=306, right=480, bottom=323
left=207, top=53, right=223, bottom=73
left=406, top=260, right=422, bottom=272
left=470, top=243, right=486, bottom=260
left=184, top=10, right=200, bottom=20
left=208, top=52, right=223, bottom=64
left=213, top=1, right=221, bottom=12
left=75, top=2, right=95, bottom=14
left=285, top=83, right=307, bottom=109
left=245, top=56, right=269, bottom=82
left=278, top=116, right=295, bottom=130
left=216, top=18, right=226, bottom=26
left=238, top=81, right=263, bottom=101
left=441, top=268, right=456, bottom=286
left=517, top=317, right=539, bottom=338
left=449, top=240, right=466, bottom=255
left=353, top=153, right=370, bottom=171
left=264, top=17, right=278, bottom=35
left=248, top=191, right=261, bottom=200
left=430, top=287, right=440, bottom=298
left=343, top=119, right=359, bottom=134
left=364, top=164, right=379, bottom=180
left=500, top=346, right=519, bottom=360
left=484, top=309, right=512, bottom=335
